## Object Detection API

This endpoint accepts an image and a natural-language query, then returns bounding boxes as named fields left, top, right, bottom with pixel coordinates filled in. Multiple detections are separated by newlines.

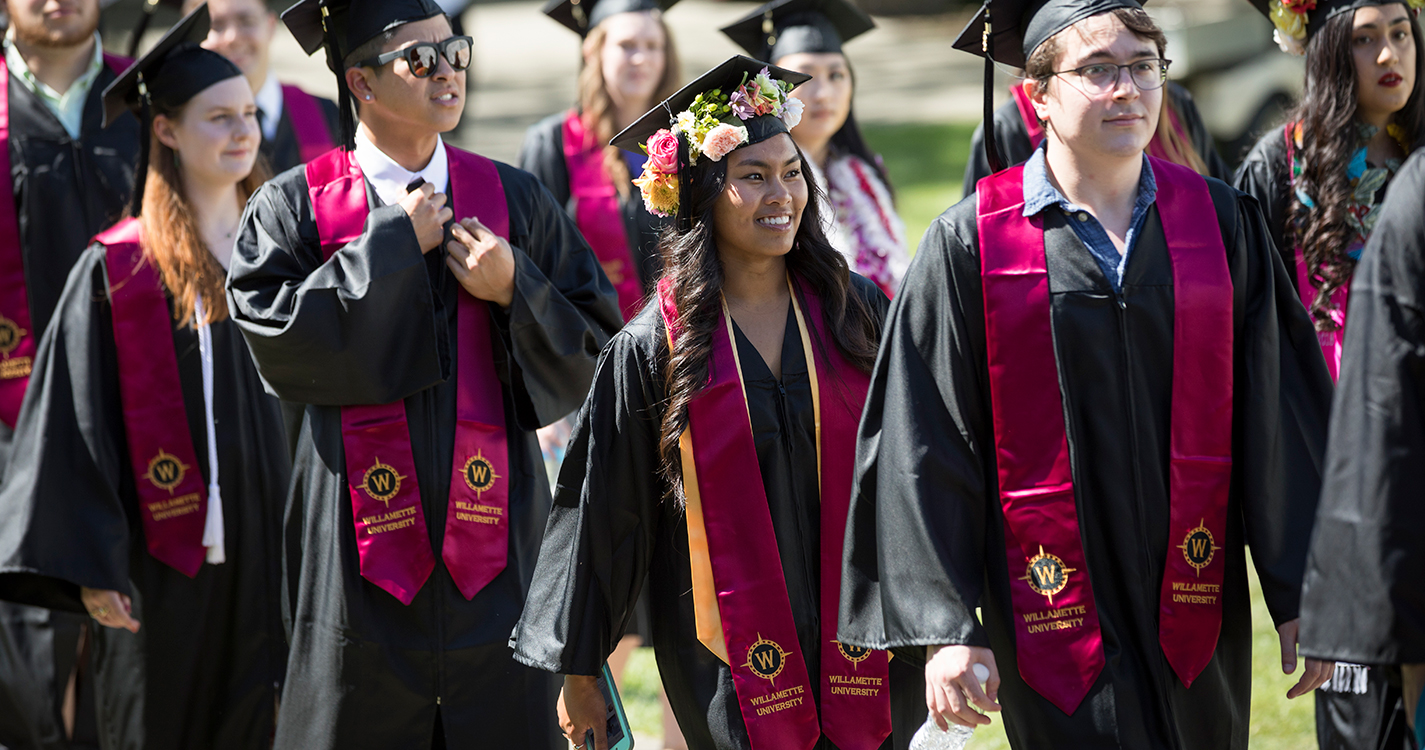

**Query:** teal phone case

left=587, top=662, right=634, bottom=750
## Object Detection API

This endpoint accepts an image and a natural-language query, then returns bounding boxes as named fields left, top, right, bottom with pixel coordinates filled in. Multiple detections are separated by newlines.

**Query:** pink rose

left=645, top=129, right=680, bottom=175
left=701, top=123, right=748, bottom=162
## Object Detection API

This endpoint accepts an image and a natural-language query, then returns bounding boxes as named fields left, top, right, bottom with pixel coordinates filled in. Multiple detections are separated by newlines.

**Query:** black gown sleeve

left=1299, top=151, right=1425, bottom=664
left=839, top=201, right=994, bottom=658
left=511, top=311, right=664, bottom=676
left=1221, top=183, right=1334, bottom=627
left=0, top=247, right=134, bottom=611
left=493, top=165, right=625, bottom=428
left=1231, top=124, right=1293, bottom=263
left=225, top=175, right=449, bottom=406
left=1166, top=83, right=1230, bottom=183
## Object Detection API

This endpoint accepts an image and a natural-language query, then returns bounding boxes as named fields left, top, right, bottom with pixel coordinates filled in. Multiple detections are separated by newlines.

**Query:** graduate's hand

left=558, top=674, right=607, bottom=750
left=399, top=182, right=453, bottom=254
left=925, top=644, right=1001, bottom=729
left=80, top=587, right=139, bottom=633
left=445, top=217, right=515, bottom=308
left=1277, top=619, right=1333, bottom=698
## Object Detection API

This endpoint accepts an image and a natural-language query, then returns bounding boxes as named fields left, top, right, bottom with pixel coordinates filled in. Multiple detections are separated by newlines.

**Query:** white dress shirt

left=352, top=128, right=448, bottom=207
left=254, top=73, right=284, bottom=142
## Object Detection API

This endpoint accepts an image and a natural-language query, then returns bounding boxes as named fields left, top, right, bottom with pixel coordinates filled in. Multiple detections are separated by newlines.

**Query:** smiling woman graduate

left=0, top=5, right=291, bottom=748
left=512, top=56, right=924, bottom=750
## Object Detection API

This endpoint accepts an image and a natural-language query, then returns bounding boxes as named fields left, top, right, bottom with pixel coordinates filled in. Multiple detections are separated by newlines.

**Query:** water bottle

left=908, top=663, right=991, bottom=750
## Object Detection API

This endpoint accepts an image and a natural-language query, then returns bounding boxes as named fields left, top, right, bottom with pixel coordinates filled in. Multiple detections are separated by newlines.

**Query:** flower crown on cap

left=632, top=66, right=804, bottom=217
left=1270, top=0, right=1425, bottom=56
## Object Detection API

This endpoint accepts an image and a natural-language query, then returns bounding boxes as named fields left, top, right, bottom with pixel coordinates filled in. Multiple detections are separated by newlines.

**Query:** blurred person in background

left=0, top=0, right=137, bottom=743
left=0, top=6, right=290, bottom=748
left=723, top=0, right=908, bottom=296
left=1236, top=3, right=1425, bottom=748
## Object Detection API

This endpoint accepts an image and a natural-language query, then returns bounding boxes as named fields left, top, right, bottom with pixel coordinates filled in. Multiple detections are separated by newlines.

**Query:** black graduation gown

left=0, top=245, right=291, bottom=750
left=1235, top=123, right=1414, bottom=750
left=258, top=91, right=339, bottom=175
left=962, top=82, right=1230, bottom=195
left=838, top=178, right=1334, bottom=750
left=1299, top=149, right=1425, bottom=667
left=518, top=111, right=666, bottom=296
left=511, top=276, right=926, bottom=750
left=225, top=158, right=622, bottom=750
left=0, top=51, right=139, bottom=750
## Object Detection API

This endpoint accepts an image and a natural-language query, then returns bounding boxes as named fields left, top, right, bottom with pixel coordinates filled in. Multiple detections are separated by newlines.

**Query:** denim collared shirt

left=1022, top=144, right=1158, bottom=292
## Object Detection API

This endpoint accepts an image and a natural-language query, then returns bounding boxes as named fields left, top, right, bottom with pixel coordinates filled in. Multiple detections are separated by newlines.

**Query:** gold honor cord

left=669, top=279, right=824, bottom=666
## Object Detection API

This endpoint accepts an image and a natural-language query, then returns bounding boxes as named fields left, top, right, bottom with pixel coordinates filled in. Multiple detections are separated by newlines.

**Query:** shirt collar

left=353, top=128, right=448, bottom=207
left=4, top=30, right=104, bottom=100
left=254, top=73, right=284, bottom=140
left=1021, top=142, right=1158, bottom=218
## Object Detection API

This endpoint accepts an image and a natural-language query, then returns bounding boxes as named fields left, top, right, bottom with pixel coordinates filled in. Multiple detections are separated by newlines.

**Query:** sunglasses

left=356, top=36, right=473, bottom=78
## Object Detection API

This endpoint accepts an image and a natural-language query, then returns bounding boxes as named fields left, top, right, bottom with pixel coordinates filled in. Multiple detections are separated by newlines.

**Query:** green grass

left=617, top=122, right=1319, bottom=748
left=861, top=121, right=979, bottom=253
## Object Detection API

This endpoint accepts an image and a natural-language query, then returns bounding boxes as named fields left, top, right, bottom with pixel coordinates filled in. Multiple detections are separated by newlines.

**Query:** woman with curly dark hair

left=512, top=57, right=923, bottom=750
left=1235, top=0, right=1424, bottom=381
left=1235, top=3, right=1424, bottom=749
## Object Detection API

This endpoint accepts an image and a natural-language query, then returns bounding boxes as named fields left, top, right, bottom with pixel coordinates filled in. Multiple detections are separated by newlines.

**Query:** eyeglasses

left=355, top=36, right=473, bottom=78
left=1050, top=58, right=1172, bottom=95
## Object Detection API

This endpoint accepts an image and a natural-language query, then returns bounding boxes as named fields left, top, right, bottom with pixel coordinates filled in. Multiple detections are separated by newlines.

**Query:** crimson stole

left=659, top=276, right=892, bottom=750
left=974, top=157, right=1233, bottom=715
left=305, top=145, right=511, bottom=605
left=562, top=110, right=645, bottom=320
left=280, top=84, right=335, bottom=164
left=0, top=52, right=128, bottom=427
left=101, top=218, right=209, bottom=576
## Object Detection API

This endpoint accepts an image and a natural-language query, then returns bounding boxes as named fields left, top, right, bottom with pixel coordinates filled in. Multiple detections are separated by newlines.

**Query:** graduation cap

left=281, top=0, right=446, bottom=147
left=952, top=0, right=1146, bottom=173
left=541, top=0, right=681, bottom=37
left=720, top=0, right=876, bottom=63
left=1245, top=0, right=1402, bottom=52
left=612, top=55, right=809, bottom=230
left=102, top=3, right=244, bottom=214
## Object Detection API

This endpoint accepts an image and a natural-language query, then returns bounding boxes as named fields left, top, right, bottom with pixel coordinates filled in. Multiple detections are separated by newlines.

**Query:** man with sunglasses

left=224, top=0, right=622, bottom=747
left=837, top=0, right=1337, bottom=747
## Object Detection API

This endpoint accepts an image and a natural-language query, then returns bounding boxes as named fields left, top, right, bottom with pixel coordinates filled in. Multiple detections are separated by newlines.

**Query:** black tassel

left=982, top=18, right=1003, bottom=175
left=319, top=1, right=356, bottom=150
left=126, top=0, right=159, bottom=59
left=676, top=135, right=692, bottom=233
left=131, top=78, right=151, bottom=216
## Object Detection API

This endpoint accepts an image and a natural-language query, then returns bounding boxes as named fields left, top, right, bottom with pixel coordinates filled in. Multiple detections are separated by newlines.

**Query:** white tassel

left=195, top=295, right=225, bottom=565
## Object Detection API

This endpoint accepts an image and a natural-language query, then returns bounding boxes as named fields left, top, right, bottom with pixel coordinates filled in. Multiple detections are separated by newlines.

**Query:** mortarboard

left=281, top=0, right=446, bottom=147
left=541, top=0, right=681, bottom=38
left=1245, top=0, right=1408, bottom=54
left=103, top=3, right=245, bottom=214
left=612, top=55, right=809, bottom=229
left=720, top=0, right=876, bottom=63
left=951, top=0, right=1146, bottom=173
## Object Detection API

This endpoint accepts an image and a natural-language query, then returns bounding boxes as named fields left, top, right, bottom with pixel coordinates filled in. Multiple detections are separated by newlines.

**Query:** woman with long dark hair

left=0, top=7, right=288, bottom=748
left=1236, top=0, right=1423, bottom=380
left=722, top=0, right=908, bottom=297
left=521, top=0, right=683, bottom=320
left=1234, top=2, right=1424, bottom=748
left=512, top=57, right=922, bottom=750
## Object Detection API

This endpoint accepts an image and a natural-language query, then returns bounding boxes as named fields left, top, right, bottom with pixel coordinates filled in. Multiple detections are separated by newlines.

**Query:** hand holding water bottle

left=912, top=645, right=1001, bottom=749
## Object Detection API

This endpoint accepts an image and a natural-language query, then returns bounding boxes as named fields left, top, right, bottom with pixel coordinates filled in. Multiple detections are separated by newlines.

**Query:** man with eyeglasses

left=181, top=0, right=339, bottom=173
left=224, top=0, right=622, bottom=747
left=836, top=0, right=1337, bottom=747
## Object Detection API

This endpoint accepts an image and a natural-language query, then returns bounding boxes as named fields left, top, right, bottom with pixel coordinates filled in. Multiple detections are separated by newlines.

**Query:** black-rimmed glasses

left=355, top=36, right=473, bottom=78
left=1050, top=58, right=1172, bottom=95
